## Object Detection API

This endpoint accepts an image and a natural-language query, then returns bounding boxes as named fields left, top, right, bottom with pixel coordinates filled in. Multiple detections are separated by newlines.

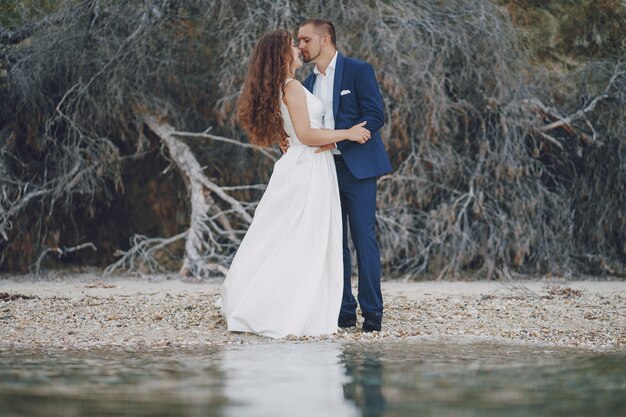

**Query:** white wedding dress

left=220, top=80, right=343, bottom=338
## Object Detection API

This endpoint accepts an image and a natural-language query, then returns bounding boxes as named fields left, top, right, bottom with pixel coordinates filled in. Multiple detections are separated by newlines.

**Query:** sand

left=1, top=273, right=624, bottom=351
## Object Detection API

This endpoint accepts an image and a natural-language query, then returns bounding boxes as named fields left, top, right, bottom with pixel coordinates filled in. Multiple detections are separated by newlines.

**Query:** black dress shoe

left=338, top=315, right=357, bottom=328
left=362, top=312, right=382, bottom=332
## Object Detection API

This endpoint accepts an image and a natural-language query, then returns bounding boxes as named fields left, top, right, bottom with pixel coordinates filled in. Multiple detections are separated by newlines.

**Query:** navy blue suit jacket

left=303, top=53, right=392, bottom=179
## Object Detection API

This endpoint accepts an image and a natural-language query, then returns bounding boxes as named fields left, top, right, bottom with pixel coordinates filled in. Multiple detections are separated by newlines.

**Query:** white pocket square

left=340, top=89, right=351, bottom=96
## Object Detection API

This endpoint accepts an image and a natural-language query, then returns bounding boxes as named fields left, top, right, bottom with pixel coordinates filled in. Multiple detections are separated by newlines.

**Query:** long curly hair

left=237, top=29, right=294, bottom=147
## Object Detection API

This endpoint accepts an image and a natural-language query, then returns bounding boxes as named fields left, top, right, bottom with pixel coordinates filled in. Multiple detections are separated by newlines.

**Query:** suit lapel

left=333, top=53, right=345, bottom=120
left=304, top=73, right=316, bottom=93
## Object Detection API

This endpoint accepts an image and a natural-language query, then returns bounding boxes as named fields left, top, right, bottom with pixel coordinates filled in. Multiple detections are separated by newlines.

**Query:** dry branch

left=102, top=115, right=256, bottom=279
left=33, top=242, right=97, bottom=274
left=172, top=130, right=279, bottom=162
left=104, top=232, right=187, bottom=276
left=539, top=93, right=609, bottom=135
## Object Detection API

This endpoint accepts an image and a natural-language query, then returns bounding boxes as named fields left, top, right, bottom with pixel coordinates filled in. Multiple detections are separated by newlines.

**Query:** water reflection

left=0, top=349, right=227, bottom=417
left=340, top=340, right=626, bottom=417
left=0, top=340, right=625, bottom=417
left=340, top=344, right=386, bottom=417
left=219, top=343, right=359, bottom=417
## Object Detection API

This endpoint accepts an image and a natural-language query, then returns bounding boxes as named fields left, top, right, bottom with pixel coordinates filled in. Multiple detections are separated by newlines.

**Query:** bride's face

left=290, top=42, right=303, bottom=70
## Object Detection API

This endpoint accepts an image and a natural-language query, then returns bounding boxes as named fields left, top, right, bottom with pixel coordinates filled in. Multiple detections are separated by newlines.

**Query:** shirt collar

left=313, top=51, right=338, bottom=76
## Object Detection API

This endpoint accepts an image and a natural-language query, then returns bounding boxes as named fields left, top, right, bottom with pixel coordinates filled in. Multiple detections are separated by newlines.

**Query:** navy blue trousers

left=334, top=155, right=383, bottom=317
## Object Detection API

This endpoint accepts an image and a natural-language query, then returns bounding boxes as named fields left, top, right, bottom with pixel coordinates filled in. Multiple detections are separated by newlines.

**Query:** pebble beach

left=1, top=274, right=624, bottom=351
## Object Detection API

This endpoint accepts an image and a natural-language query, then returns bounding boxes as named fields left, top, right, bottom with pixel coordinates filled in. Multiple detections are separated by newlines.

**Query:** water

left=0, top=340, right=624, bottom=417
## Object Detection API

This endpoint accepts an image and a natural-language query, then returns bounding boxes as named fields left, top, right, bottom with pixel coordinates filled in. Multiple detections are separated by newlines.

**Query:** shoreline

left=1, top=274, right=624, bottom=352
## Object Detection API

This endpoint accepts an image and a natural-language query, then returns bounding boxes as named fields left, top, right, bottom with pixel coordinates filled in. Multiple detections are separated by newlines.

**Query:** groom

left=296, top=18, right=392, bottom=332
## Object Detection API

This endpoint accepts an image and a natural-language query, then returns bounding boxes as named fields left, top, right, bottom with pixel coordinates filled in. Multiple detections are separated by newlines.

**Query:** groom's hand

left=315, top=143, right=337, bottom=154
left=279, top=137, right=290, bottom=154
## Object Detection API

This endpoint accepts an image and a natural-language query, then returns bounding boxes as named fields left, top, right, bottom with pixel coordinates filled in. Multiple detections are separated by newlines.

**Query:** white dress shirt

left=313, top=51, right=340, bottom=154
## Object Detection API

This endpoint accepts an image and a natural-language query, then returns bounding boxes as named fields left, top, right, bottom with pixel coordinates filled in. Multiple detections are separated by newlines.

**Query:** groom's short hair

left=299, top=18, right=336, bottom=46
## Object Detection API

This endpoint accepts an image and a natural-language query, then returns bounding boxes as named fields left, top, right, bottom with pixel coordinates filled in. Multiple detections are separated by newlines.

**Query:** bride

left=219, top=29, right=370, bottom=338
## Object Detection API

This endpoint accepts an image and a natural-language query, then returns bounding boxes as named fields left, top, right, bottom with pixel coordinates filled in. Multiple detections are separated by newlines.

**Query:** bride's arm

left=283, top=80, right=370, bottom=146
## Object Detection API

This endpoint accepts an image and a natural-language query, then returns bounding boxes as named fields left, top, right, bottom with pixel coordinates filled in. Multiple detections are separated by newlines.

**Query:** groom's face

left=297, top=24, right=323, bottom=63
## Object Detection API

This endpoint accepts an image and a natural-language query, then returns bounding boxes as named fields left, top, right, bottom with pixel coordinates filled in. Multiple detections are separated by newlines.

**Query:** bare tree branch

left=32, top=242, right=97, bottom=274
left=172, top=130, right=279, bottom=162
left=106, top=115, right=256, bottom=279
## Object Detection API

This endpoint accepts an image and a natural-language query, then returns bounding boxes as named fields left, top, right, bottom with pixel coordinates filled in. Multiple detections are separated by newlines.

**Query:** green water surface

left=0, top=339, right=624, bottom=417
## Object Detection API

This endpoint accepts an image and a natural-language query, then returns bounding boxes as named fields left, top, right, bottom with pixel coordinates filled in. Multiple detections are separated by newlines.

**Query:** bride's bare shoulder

left=284, top=78, right=303, bottom=90
left=283, top=79, right=305, bottom=104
